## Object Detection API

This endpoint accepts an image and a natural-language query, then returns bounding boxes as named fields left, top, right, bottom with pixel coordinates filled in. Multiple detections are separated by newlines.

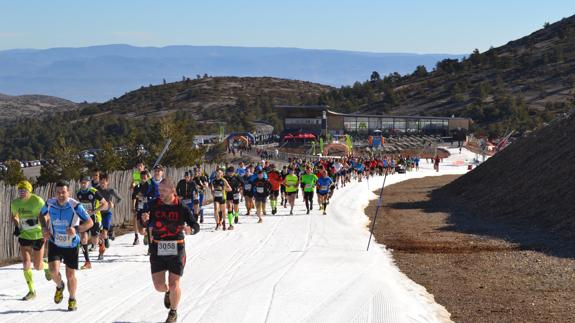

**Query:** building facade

left=277, top=105, right=470, bottom=137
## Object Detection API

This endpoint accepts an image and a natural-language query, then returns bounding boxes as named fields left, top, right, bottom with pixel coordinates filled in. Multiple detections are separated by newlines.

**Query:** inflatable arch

left=322, top=143, right=350, bottom=156
left=224, top=132, right=256, bottom=147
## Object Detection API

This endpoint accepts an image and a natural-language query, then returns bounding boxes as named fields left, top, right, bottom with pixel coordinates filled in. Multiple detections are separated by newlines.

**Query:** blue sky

left=1, top=0, right=574, bottom=54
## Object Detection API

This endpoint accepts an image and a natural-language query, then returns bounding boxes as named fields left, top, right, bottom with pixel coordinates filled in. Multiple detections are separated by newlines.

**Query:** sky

left=1, top=0, right=575, bottom=54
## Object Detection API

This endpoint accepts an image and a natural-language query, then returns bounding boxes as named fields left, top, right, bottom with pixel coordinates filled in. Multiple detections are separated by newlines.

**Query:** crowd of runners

left=8, top=152, right=439, bottom=322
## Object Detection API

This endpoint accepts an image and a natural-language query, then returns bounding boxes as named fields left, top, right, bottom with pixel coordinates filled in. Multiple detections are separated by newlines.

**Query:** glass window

left=394, top=119, right=406, bottom=134
left=344, top=117, right=357, bottom=132
left=369, top=118, right=381, bottom=130
left=381, top=118, right=394, bottom=130
left=406, top=119, right=419, bottom=133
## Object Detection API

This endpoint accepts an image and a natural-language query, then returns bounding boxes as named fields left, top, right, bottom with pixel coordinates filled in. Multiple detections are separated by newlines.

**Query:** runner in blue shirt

left=316, top=173, right=334, bottom=215
left=40, top=181, right=93, bottom=312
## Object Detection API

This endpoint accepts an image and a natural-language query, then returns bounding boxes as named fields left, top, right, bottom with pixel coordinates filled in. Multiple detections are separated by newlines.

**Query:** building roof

left=275, top=105, right=469, bottom=121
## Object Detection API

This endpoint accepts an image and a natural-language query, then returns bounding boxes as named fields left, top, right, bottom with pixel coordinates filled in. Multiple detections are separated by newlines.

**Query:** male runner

left=11, top=180, right=51, bottom=300
left=141, top=178, right=200, bottom=323
left=40, top=180, right=94, bottom=311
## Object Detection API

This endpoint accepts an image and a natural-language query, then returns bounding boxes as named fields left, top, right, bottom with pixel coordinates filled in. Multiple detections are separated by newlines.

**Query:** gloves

left=13, top=226, right=21, bottom=237
left=191, top=222, right=200, bottom=235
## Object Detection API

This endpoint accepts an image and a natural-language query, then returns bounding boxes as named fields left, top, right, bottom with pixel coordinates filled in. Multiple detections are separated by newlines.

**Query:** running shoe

left=81, top=262, right=92, bottom=270
left=68, top=298, right=77, bottom=311
left=54, top=282, right=65, bottom=304
left=165, top=309, right=177, bottom=323
left=133, top=236, right=140, bottom=246
left=22, top=291, right=36, bottom=301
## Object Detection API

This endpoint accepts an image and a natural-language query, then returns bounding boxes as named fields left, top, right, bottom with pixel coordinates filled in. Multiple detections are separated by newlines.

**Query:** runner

left=224, top=167, right=242, bottom=229
left=90, top=168, right=102, bottom=190
left=40, top=180, right=94, bottom=311
left=210, top=169, right=232, bottom=230
left=241, top=165, right=255, bottom=216
left=76, top=176, right=108, bottom=269
left=300, top=166, right=318, bottom=214
left=97, top=174, right=122, bottom=260
left=176, top=172, right=199, bottom=220
left=280, top=165, right=288, bottom=207
left=316, top=172, right=334, bottom=215
left=131, top=161, right=146, bottom=189
left=282, top=167, right=299, bottom=215
left=266, top=164, right=282, bottom=215
left=140, top=178, right=200, bottom=323
left=252, top=169, right=271, bottom=223
left=193, top=168, right=209, bottom=223
left=11, top=180, right=51, bottom=300
left=132, top=170, right=156, bottom=246
left=151, top=165, right=165, bottom=197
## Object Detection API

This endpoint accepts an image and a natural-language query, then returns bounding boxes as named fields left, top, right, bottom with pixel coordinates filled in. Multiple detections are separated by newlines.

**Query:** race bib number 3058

left=157, top=241, right=178, bottom=256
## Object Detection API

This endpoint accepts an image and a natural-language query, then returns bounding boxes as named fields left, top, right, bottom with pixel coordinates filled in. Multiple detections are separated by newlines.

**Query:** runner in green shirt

left=283, top=168, right=299, bottom=215
left=11, top=180, right=52, bottom=300
left=300, top=167, right=318, bottom=214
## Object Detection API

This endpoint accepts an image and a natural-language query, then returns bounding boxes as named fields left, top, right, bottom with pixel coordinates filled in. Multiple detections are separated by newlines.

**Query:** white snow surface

left=0, top=148, right=476, bottom=323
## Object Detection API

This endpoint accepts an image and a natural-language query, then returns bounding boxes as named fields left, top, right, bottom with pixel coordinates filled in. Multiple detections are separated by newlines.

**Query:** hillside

left=319, top=15, right=575, bottom=137
left=440, top=111, right=575, bottom=238
left=0, top=93, right=76, bottom=123
left=0, top=77, right=332, bottom=161
left=0, top=44, right=461, bottom=102
left=89, top=76, right=333, bottom=130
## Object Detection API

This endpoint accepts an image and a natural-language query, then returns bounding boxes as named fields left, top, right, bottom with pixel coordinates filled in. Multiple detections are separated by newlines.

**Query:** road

left=0, top=148, right=478, bottom=322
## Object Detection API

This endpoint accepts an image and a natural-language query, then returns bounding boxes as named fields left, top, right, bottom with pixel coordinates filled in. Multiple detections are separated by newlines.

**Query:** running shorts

left=48, top=241, right=79, bottom=270
left=19, top=238, right=44, bottom=251
left=150, top=242, right=186, bottom=276
left=101, top=211, right=113, bottom=231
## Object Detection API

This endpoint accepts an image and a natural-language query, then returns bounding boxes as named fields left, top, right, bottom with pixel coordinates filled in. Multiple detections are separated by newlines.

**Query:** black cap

left=226, top=166, right=235, bottom=173
left=184, top=171, right=190, bottom=176
left=153, top=164, right=164, bottom=171
left=80, top=176, right=91, bottom=182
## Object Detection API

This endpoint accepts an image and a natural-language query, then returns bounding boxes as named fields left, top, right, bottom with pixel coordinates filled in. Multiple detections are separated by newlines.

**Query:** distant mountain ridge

left=0, top=44, right=462, bottom=102
left=0, top=93, right=76, bottom=123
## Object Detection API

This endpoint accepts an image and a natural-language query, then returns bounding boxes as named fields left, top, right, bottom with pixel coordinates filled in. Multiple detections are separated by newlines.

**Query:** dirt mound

left=441, top=113, right=575, bottom=238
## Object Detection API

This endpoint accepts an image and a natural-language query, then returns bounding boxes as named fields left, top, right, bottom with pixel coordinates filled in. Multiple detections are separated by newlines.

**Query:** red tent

left=295, top=133, right=316, bottom=139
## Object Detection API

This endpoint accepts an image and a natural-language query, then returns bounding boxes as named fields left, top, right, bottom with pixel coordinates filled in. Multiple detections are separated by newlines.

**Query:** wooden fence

left=1, top=164, right=219, bottom=262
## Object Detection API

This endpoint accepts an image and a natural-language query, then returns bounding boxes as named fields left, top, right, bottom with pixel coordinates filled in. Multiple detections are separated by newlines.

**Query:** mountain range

left=0, top=45, right=461, bottom=102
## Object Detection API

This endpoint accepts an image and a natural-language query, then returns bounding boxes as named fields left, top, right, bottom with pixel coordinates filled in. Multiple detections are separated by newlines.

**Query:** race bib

left=305, top=184, right=312, bottom=189
left=20, top=218, right=39, bottom=230
left=233, top=193, right=240, bottom=200
left=244, top=184, right=252, bottom=190
left=256, top=187, right=264, bottom=194
left=214, top=191, right=223, bottom=197
left=183, top=199, right=192, bottom=205
left=81, top=202, right=93, bottom=211
left=157, top=241, right=178, bottom=256
left=137, top=201, right=145, bottom=211
left=54, top=232, right=73, bottom=247
left=320, top=186, right=328, bottom=191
